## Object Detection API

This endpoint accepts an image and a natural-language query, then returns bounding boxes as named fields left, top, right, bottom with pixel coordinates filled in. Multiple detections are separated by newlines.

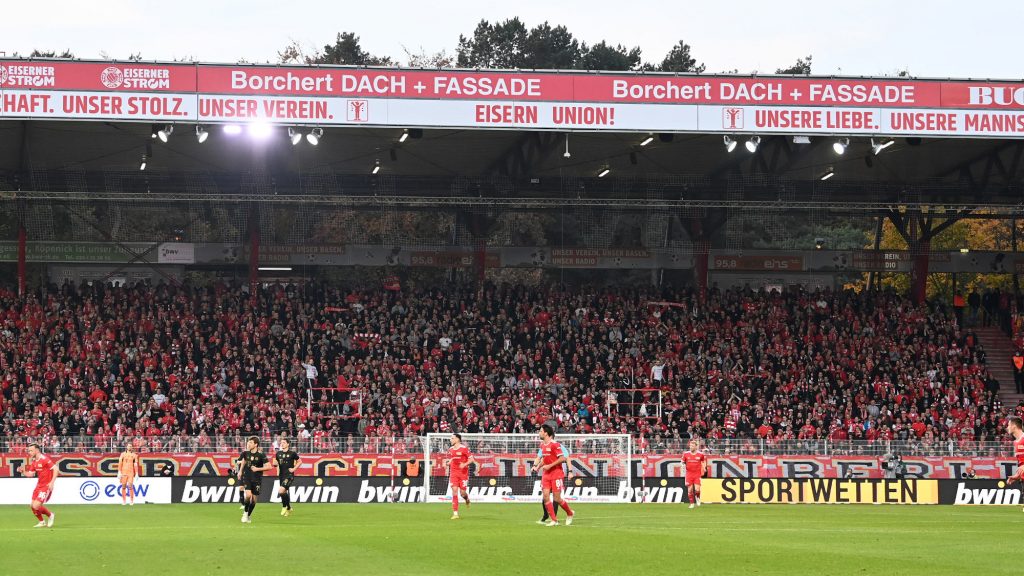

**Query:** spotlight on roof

left=306, top=127, right=323, bottom=146
left=597, top=167, right=610, bottom=178
left=140, top=143, right=152, bottom=171
left=640, top=135, right=654, bottom=147
left=871, top=138, right=895, bottom=155
left=195, top=126, right=209, bottom=144
left=820, top=168, right=835, bottom=181
left=745, top=136, right=761, bottom=153
left=833, top=137, right=850, bottom=155
left=371, top=159, right=381, bottom=175
left=157, top=124, right=173, bottom=143
left=723, top=135, right=737, bottom=153
left=223, top=124, right=243, bottom=135
left=248, top=122, right=273, bottom=139
left=288, top=127, right=302, bottom=146
left=399, top=129, right=410, bottom=143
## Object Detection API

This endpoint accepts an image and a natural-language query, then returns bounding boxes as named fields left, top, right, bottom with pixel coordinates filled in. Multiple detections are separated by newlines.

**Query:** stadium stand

left=0, top=280, right=1011, bottom=448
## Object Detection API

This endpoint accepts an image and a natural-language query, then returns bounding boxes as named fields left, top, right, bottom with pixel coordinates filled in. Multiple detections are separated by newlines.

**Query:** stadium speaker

left=658, top=133, right=674, bottom=143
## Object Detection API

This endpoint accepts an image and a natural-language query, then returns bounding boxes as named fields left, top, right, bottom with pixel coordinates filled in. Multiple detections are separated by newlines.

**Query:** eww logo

left=79, top=481, right=151, bottom=501
left=80, top=480, right=101, bottom=501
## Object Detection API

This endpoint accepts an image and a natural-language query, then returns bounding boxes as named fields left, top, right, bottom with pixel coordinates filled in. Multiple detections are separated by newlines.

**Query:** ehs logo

left=723, top=107, right=743, bottom=129
left=347, top=100, right=369, bottom=122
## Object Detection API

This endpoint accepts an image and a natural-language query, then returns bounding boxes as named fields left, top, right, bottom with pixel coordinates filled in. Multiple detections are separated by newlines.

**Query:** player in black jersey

left=274, top=438, right=301, bottom=517
left=234, top=436, right=271, bottom=524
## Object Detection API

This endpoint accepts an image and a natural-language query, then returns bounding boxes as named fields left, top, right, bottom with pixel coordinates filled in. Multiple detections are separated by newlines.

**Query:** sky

left=2, top=0, right=1022, bottom=79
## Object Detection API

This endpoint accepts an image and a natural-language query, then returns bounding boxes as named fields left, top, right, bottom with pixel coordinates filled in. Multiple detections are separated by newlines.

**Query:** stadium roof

left=1, top=59, right=1022, bottom=208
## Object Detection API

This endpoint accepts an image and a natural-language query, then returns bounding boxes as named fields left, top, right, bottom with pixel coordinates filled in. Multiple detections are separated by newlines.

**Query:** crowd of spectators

left=0, top=280, right=1014, bottom=450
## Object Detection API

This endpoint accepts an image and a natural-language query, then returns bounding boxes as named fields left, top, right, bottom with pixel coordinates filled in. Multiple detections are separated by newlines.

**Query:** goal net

left=423, top=433, right=631, bottom=503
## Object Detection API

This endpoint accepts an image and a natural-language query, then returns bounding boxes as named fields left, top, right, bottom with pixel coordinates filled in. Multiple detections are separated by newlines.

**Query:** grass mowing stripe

left=0, top=504, right=1015, bottom=576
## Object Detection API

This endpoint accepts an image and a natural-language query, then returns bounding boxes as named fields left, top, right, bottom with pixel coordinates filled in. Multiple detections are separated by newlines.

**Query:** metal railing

left=0, top=435, right=1010, bottom=458
left=641, top=438, right=1008, bottom=458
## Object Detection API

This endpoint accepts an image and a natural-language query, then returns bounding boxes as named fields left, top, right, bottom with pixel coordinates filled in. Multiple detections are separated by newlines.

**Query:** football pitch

left=0, top=503, right=1014, bottom=575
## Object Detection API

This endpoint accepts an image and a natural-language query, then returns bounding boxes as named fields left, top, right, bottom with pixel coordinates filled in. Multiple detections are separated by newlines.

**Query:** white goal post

left=422, top=433, right=632, bottom=503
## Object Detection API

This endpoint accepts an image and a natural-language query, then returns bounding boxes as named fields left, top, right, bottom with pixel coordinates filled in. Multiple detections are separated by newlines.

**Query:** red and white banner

left=0, top=452, right=1014, bottom=479
left=4, top=60, right=1024, bottom=136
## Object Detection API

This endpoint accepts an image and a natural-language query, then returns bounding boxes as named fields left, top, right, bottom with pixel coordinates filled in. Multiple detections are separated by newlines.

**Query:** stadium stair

left=975, top=326, right=1023, bottom=406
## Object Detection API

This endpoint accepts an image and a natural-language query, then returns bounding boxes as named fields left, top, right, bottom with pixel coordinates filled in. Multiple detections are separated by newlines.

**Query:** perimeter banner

left=0, top=477, right=172, bottom=504
left=1, top=453, right=1016, bottom=479
left=939, top=479, right=1024, bottom=505
left=4, top=60, right=1024, bottom=137
left=701, top=478, right=938, bottom=504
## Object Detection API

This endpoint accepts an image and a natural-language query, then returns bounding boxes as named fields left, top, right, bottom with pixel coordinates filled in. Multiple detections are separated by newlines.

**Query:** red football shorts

left=685, top=474, right=702, bottom=487
left=541, top=477, right=564, bottom=492
left=32, top=486, right=52, bottom=504
left=449, top=477, right=468, bottom=491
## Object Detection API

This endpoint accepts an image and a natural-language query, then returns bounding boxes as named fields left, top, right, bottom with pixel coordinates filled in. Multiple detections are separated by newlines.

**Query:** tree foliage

left=523, top=23, right=581, bottom=70
left=402, top=47, right=455, bottom=68
left=456, top=18, right=529, bottom=68
left=576, top=41, right=643, bottom=71
left=852, top=214, right=1024, bottom=300
left=278, top=33, right=391, bottom=66
left=24, top=49, right=74, bottom=59
left=454, top=19, right=691, bottom=72
left=658, top=40, right=705, bottom=73
left=776, top=55, right=812, bottom=75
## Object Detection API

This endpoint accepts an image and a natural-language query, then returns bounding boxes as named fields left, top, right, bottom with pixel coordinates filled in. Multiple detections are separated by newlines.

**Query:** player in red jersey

left=447, top=433, right=478, bottom=520
left=682, top=439, right=707, bottom=509
left=23, top=443, right=58, bottom=528
left=532, top=424, right=574, bottom=526
left=1005, top=417, right=1024, bottom=496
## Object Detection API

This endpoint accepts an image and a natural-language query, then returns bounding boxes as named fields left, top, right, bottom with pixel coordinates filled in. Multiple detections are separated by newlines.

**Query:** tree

left=456, top=18, right=529, bottom=68
left=576, top=41, right=643, bottom=71
left=522, top=22, right=581, bottom=69
left=402, top=47, right=455, bottom=68
left=320, top=32, right=392, bottom=66
left=852, top=213, right=1024, bottom=300
left=26, top=49, right=74, bottom=58
left=658, top=40, right=705, bottom=73
left=776, top=55, right=812, bottom=75
left=278, top=33, right=392, bottom=65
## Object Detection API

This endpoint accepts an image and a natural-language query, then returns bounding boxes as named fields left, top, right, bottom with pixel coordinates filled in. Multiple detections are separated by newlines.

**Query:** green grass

left=0, top=503, right=1016, bottom=575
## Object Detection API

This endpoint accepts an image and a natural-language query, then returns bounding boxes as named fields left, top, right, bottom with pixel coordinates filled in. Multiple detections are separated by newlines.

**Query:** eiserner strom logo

left=0, top=64, right=56, bottom=87
left=100, top=66, right=171, bottom=89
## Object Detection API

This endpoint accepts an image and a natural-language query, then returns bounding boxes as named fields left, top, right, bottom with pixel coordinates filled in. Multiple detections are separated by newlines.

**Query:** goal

left=423, top=433, right=632, bottom=503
